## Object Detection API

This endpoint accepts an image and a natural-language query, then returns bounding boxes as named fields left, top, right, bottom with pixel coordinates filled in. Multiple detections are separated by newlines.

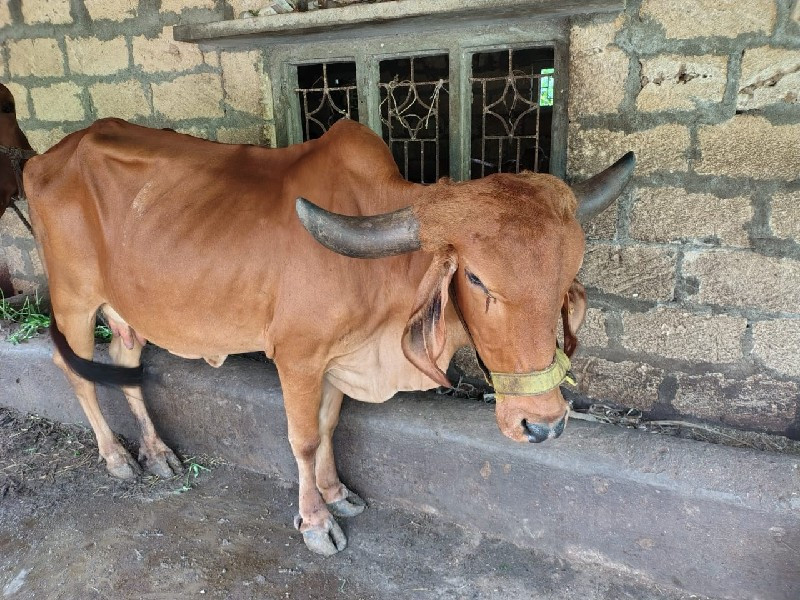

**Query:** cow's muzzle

left=521, top=410, right=568, bottom=443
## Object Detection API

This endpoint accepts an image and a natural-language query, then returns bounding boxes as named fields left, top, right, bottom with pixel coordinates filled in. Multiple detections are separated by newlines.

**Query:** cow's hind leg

left=108, top=330, right=182, bottom=479
left=316, top=379, right=365, bottom=518
left=51, top=310, right=141, bottom=479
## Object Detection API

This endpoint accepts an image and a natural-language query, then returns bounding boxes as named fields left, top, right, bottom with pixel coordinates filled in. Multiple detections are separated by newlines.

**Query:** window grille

left=379, top=55, right=450, bottom=183
left=296, top=62, right=358, bottom=141
left=470, top=47, right=554, bottom=178
left=270, top=26, right=567, bottom=182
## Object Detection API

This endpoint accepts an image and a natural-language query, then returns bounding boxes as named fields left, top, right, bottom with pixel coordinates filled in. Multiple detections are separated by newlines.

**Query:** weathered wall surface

left=1, top=0, right=799, bottom=437
left=568, top=0, right=800, bottom=437
left=0, top=0, right=273, bottom=295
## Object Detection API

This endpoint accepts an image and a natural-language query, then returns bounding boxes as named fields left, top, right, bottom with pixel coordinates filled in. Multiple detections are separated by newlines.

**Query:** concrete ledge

left=1, top=333, right=799, bottom=600
left=174, top=0, right=624, bottom=46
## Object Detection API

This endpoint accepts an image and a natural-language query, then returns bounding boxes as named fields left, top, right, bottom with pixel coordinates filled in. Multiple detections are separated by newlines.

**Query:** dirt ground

left=0, top=407, right=711, bottom=600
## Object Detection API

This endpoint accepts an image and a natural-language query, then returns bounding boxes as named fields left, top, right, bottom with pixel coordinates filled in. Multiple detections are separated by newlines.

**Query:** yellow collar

left=491, top=348, right=576, bottom=397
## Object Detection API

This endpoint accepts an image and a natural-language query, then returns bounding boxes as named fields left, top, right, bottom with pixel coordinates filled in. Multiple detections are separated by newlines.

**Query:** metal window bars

left=470, top=48, right=550, bottom=178
left=295, top=62, right=359, bottom=141
left=379, top=56, right=449, bottom=184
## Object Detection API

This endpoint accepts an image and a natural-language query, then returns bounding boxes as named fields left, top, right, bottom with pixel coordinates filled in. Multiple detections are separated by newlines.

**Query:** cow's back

left=25, top=119, right=309, bottom=353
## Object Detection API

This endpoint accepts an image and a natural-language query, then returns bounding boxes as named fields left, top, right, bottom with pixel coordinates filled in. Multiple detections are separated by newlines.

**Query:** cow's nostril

left=551, top=415, right=566, bottom=438
left=521, top=419, right=550, bottom=443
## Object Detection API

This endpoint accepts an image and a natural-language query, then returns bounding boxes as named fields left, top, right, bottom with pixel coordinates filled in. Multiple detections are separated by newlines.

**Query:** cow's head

left=296, top=153, right=634, bottom=443
left=0, top=83, right=34, bottom=217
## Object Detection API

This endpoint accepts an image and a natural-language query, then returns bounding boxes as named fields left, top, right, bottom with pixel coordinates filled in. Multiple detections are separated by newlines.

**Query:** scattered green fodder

left=176, top=458, right=211, bottom=494
left=1, top=293, right=115, bottom=344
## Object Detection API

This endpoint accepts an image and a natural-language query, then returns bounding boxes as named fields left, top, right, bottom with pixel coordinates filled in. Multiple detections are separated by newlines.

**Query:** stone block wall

left=568, top=0, right=800, bottom=437
left=1, top=0, right=799, bottom=438
left=0, top=0, right=273, bottom=295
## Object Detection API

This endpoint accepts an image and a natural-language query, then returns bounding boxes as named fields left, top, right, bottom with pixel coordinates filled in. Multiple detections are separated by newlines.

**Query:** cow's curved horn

left=296, top=197, right=421, bottom=259
left=573, top=152, right=636, bottom=224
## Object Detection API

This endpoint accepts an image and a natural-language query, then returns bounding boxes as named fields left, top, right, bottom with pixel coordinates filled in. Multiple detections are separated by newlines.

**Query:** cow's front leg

left=279, top=367, right=347, bottom=556
left=316, top=378, right=365, bottom=518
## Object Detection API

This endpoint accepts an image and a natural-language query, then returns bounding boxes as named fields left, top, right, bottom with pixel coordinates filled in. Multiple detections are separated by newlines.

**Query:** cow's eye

left=466, top=269, right=486, bottom=290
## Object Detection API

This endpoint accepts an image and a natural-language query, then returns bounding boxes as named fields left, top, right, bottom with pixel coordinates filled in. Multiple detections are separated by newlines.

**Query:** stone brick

left=66, top=36, right=128, bottom=76
left=7, top=38, right=64, bottom=77
left=133, top=27, right=206, bottom=74
left=89, top=80, right=150, bottom=120
left=152, top=74, right=223, bottom=121
left=571, top=356, right=662, bottom=410
left=1, top=245, right=25, bottom=275
left=22, top=0, right=72, bottom=24
left=738, top=47, right=800, bottom=111
left=568, top=124, right=689, bottom=178
left=579, top=243, right=676, bottom=301
left=31, top=82, right=84, bottom=122
left=450, top=346, right=485, bottom=382
left=28, top=248, right=44, bottom=277
left=203, top=51, right=220, bottom=68
left=221, top=51, right=264, bottom=116
left=583, top=202, right=616, bottom=240
left=262, top=73, right=274, bottom=121
left=84, top=0, right=137, bottom=21
left=230, top=0, right=268, bottom=17
left=640, top=0, right=776, bottom=39
left=770, top=190, right=800, bottom=241
left=26, top=128, right=68, bottom=153
left=637, top=54, right=727, bottom=112
left=216, top=126, right=263, bottom=145
left=630, top=187, right=752, bottom=247
left=674, top=373, right=798, bottom=431
left=4, top=83, right=29, bottom=120
left=11, top=277, right=39, bottom=296
left=622, top=308, right=746, bottom=363
left=263, top=122, right=276, bottom=148
left=696, top=116, right=800, bottom=180
left=683, top=249, right=800, bottom=313
left=568, top=15, right=628, bottom=116
left=793, top=0, right=800, bottom=24
left=0, top=204, right=32, bottom=238
left=0, top=2, right=12, bottom=27
left=577, top=308, right=608, bottom=348
left=752, top=319, right=800, bottom=377
left=175, top=126, right=211, bottom=139
left=161, top=0, right=216, bottom=11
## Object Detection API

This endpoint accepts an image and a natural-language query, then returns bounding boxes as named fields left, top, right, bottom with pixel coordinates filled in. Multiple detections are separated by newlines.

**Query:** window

left=271, top=24, right=567, bottom=182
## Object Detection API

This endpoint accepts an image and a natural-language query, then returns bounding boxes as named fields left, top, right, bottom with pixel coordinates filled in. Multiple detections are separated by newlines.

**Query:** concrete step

left=1, top=332, right=798, bottom=599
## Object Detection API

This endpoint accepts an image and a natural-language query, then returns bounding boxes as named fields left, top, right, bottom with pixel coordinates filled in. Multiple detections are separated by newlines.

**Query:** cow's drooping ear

left=561, top=279, right=587, bottom=358
left=401, top=250, right=458, bottom=387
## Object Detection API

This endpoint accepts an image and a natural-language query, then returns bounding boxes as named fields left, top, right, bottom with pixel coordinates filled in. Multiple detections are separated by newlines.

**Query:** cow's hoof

left=327, top=488, right=366, bottom=518
left=105, top=450, right=142, bottom=480
left=139, top=445, right=184, bottom=479
left=295, top=515, right=347, bottom=556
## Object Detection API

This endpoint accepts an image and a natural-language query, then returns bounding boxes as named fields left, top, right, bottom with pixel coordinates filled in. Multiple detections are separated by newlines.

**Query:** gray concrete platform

left=1, top=333, right=798, bottom=600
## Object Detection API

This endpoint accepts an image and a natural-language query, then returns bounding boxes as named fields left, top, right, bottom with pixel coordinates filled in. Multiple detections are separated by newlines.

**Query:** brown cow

left=23, top=118, right=634, bottom=555
left=0, top=83, right=35, bottom=218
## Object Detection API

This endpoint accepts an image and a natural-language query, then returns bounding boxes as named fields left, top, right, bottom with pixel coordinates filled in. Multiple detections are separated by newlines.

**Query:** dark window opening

left=296, top=62, right=359, bottom=141
left=379, top=55, right=450, bottom=184
left=470, top=47, right=554, bottom=178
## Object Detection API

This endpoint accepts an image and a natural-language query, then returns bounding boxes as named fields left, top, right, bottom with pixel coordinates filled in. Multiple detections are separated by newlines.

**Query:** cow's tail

left=50, top=315, right=144, bottom=387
